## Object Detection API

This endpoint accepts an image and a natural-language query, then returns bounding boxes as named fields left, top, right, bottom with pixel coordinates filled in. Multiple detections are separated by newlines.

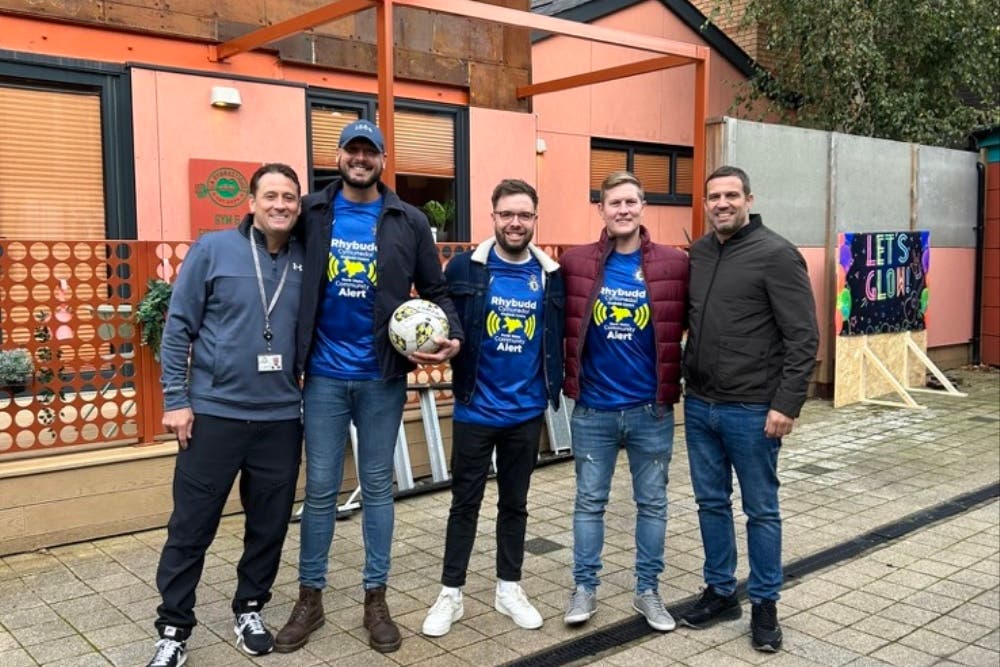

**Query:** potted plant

left=135, top=279, right=173, bottom=362
left=0, top=348, right=34, bottom=390
left=422, top=199, right=455, bottom=242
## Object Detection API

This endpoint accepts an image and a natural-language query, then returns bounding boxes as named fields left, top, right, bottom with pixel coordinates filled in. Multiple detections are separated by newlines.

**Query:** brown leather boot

left=363, top=586, right=402, bottom=653
left=274, top=585, right=324, bottom=653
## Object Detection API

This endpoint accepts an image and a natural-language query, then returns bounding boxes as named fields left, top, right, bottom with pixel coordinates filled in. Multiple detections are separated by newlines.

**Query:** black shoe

left=235, top=611, right=275, bottom=656
left=751, top=600, right=782, bottom=652
left=679, top=587, right=742, bottom=628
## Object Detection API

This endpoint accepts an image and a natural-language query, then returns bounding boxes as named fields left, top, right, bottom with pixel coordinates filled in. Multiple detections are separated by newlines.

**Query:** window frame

left=306, top=90, right=470, bottom=242
left=0, top=51, right=136, bottom=239
left=589, top=138, right=693, bottom=206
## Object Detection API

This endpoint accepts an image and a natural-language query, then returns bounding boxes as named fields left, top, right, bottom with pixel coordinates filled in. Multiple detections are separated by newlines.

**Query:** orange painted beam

left=691, top=57, right=710, bottom=239
left=213, top=0, right=377, bottom=61
left=394, top=0, right=705, bottom=58
left=377, top=0, right=396, bottom=188
left=517, top=55, right=693, bottom=99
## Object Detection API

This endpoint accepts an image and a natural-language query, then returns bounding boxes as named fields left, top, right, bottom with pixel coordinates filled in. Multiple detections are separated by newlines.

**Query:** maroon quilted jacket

left=561, top=226, right=689, bottom=406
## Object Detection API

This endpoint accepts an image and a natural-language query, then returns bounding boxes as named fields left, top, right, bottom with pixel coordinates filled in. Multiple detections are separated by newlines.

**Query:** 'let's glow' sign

left=836, top=231, right=930, bottom=336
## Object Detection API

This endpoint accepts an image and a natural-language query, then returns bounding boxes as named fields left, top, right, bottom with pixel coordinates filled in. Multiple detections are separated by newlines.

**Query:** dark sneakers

left=679, top=587, right=742, bottom=628
left=751, top=600, right=783, bottom=652
left=234, top=611, right=274, bottom=655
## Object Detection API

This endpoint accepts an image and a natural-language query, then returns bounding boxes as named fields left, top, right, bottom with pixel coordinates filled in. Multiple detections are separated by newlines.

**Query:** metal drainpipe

left=972, top=161, right=985, bottom=365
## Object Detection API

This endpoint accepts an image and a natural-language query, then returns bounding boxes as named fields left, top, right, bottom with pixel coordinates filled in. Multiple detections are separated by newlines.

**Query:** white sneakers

left=422, top=589, right=464, bottom=637
left=422, top=582, right=543, bottom=637
left=494, top=582, right=543, bottom=630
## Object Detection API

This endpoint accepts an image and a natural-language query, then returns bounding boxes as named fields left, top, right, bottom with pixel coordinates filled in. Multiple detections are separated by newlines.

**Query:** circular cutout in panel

left=176, top=244, right=190, bottom=260
left=77, top=324, right=95, bottom=342
left=100, top=402, right=119, bottom=419
left=80, top=402, right=99, bottom=422
left=76, top=284, right=95, bottom=302
left=81, top=423, right=99, bottom=441
left=155, top=244, right=174, bottom=260
left=74, top=263, right=94, bottom=281
left=156, top=263, right=175, bottom=281
left=122, top=420, right=138, bottom=437
left=15, top=430, right=35, bottom=449
left=114, top=243, right=131, bottom=260
left=118, top=322, right=135, bottom=339
left=30, top=263, right=51, bottom=282
left=58, top=345, right=76, bottom=363
left=31, top=284, right=52, bottom=302
left=116, top=263, right=131, bottom=280
left=7, top=263, right=28, bottom=281
left=14, top=409, right=34, bottom=428
left=97, top=323, right=115, bottom=341
left=38, top=428, right=57, bottom=446
left=7, top=284, right=29, bottom=303
left=38, top=408, right=55, bottom=426
left=58, top=385, right=76, bottom=403
left=102, top=422, right=119, bottom=439
left=60, top=425, right=79, bottom=444
left=96, top=263, right=112, bottom=281
left=10, top=327, right=30, bottom=345
left=55, top=324, right=74, bottom=341
left=0, top=412, right=11, bottom=431
left=60, top=405, right=78, bottom=423
left=53, top=263, right=72, bottom=281
left=7, top=242, right=27, bottom=261
left=116, top=283, right=132, bottom=300
left=32, top=306, right=52, bottom=324
left=8, top=306, right=30, bottom=324
left=0, top=432, right=12, bottom=452
left=52, top=242, right=71, bottom=261
left=29, top=242, right=50, bottom=261
left=73, top=243, right=93, bottom=261
left=121, top=399, right=137, bottom=417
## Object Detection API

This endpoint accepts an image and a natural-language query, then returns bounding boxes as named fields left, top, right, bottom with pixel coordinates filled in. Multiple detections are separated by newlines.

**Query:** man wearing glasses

left=421, top=179, right=564, bottom=637
left=560, top=170, right=688, bottom=632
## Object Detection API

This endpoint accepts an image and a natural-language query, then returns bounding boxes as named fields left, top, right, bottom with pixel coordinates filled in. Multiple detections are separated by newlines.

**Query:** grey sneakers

left=633, top=590, right=676, bottom=631
left=563, top=586, right=597, bottom=625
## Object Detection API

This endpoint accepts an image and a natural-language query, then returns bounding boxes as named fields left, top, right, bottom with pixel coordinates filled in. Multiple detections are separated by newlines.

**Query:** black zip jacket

left=296, top=178, right=463, bottom=379
left=684, top=214, right=819, bottom=417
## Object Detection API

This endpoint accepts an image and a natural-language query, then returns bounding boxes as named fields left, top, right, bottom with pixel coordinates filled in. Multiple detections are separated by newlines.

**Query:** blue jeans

left=299, top=374, right=407, bottom=590
left=684, top=395, right=782, bottom=602
left=571, top=403, right=673, bottom=593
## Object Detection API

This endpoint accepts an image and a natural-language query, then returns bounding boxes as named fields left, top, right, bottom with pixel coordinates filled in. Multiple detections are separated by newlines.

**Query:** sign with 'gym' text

left=835, top=231, right=930, bottom=336
left=189, top=159, right=260, bottom=238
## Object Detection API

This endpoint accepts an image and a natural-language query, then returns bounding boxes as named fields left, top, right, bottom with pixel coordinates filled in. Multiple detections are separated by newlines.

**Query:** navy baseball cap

left=339, top=119, right=385, bottom=153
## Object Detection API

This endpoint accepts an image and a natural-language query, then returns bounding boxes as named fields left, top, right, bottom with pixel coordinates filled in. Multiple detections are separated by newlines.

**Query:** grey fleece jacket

left=160, top=217, right=305, bottom=421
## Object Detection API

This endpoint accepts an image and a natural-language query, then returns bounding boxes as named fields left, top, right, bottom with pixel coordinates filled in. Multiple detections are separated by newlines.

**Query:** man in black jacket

left=275, top=120, right=462, bottom=655
left=680, top=166, right=818, bottom=653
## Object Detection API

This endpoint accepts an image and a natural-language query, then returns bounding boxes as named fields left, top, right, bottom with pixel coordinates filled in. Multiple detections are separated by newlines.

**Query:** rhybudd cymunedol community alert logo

left=195, top=167, right=249, bottom=207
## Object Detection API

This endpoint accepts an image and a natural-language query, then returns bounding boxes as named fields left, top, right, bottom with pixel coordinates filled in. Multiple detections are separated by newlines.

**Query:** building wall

left=531, top=0, right=748, bottom=245
left=132, top=69, right=308, bottom=240
left=984, top=157, right=1000, bottom=365
left=0, top=0, right=531, bottom=111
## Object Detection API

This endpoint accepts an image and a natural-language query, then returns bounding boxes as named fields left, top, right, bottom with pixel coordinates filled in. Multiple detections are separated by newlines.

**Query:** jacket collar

left=715, top=213, right=763, bottom=245
left=470, top=237, right=560, bottom=273
left=597, top=224, right=651, bottom=255
left=237, top=212, right=304, bottom=246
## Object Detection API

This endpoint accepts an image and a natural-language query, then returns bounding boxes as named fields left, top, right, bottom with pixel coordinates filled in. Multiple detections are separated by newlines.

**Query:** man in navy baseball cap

left=338, top=119, right=385, bottom=154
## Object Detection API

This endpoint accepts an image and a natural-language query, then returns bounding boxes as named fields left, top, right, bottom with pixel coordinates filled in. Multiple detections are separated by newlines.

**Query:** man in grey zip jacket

left=147, top=164, right=305, bottom=667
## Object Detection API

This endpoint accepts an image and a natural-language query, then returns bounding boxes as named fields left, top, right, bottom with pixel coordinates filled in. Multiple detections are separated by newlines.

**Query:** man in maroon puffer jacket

left=560, top=170, right=688, bottom=632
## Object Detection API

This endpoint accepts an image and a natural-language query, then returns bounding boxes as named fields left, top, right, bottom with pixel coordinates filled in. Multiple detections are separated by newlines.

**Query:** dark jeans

left=441, top=415, right=544, bottom=587
left=155, top=414, right=302, bottom=633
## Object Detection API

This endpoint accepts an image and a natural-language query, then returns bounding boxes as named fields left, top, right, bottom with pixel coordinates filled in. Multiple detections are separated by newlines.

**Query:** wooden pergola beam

left=517, top=55, right=693, bottom=99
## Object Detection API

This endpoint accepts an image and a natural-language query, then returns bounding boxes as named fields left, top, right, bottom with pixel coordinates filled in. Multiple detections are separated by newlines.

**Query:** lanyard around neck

left=249, top=227, right=290, bottom=351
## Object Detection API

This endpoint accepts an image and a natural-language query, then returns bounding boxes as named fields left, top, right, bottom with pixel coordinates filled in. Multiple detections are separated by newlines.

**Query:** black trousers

left=155, top=414, right=302, bottom=634
left=441, top=415, right=543, bottom=587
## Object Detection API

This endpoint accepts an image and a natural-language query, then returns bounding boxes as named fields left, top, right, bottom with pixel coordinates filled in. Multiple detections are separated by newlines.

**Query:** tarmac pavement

left=0, top=367, right=997, bottom=666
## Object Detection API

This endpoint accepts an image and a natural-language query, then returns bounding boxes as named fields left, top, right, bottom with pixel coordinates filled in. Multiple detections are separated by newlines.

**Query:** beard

left=338, top=158, right=383, bottom=190
left=495, top=227, right=533, bottom=256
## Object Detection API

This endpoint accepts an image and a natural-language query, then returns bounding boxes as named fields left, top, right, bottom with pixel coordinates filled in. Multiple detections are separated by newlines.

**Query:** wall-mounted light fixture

left=210, top=86, right=242, bottom=109
left=536, top=138, right=548, bottom=155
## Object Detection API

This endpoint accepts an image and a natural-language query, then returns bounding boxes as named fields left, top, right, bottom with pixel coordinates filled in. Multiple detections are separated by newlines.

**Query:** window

left=590, top=139, right=693, bottom=206
left=0, top=55, right=135, bottom=239
left=308, top=92, right=469, bottom=241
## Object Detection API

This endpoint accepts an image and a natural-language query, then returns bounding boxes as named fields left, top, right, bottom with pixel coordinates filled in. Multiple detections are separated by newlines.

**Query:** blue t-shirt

left=454, top=249, right=547, bottom=427
left=308, top=192, right=381, bottom=379
left=579, top=249, right=656, bottom=409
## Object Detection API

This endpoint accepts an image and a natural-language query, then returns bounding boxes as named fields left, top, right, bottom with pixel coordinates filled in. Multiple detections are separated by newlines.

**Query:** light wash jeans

left=298, top=374, right=406, bottom=590
left=684, top=395, right=782, bottom=602
left=571, top=403, right=674, bottom=593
